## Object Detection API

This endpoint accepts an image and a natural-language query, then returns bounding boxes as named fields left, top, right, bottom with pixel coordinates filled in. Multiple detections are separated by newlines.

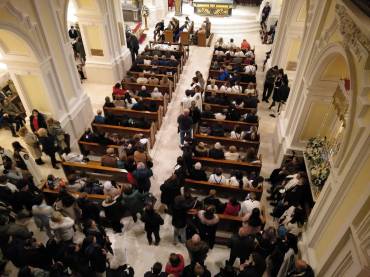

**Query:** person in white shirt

left=239, top=192, right=261, bottom=216
left=215, top=110, right=226, bottom=120
left=245, top=50, right=255, bottom=58
left=284, top=173, right=304, bottom=191
left=225, top=49, right=235, bottom=56
left=215, top=50, right=225, bottom=56
left=230, top=125, right=245, bottom=140
left=192, top=92, right=203, bottom=111
left=151, top=87, right=163, bottom=99
left=181, top=90, right=193, bottom=110
left=228, top=171, right=253, bottom=188
left=244, top=83, right=257, bottom=96
left=245, top=64, right=257, bottom=74
left=234, top=47, right=245, bottom=57
left=231, top=82, right=243, bottom=94
left=227, top=38, right=237, bottom=50
left=219, top=82, right=232, bottom=93
left=215, top=37, right=226, bottom=49
left=225, top=145, right=240, bottom=161
left=206, top=79, right=219, bottom=91
left=208, top=168, right=228, bottom=185
left=124, top=94, right=137, bottom=109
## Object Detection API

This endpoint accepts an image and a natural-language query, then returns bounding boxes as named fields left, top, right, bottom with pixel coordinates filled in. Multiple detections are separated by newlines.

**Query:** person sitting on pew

left=208, top=142, right=225, bottom=159
left=230, top=125, right=245, bottom=140
left=136, top=73, right=149, bottom=85
left=203, top=189, right=224, bottom=213
left=124, top=93, right=137, bottom=109
left=218, top=67, right=230, bottom=81
left=104, top=96, right=115, bottom=108
left=241, top=39, right=251, bottom=51
left=150, top=87, right=163, bottom=99
left=215, top=49, right=225, bottom=56
left=112, top=83, right=126, bottom=99
left=160, top=76, right=172, bottom=87
left=210, top=123, right=225, bottom=137
left=206, top=79, right=218, bottom=91
left=244, top=63, right=257, bottom=75
left=194, top=142, right=208, bottom=157
left=94, top=110, right=105, bottom=124
left=101, top=147, right=118, bottom=168
left=199, top=121, right=211, bottom=135
left=208, top=168, right=227, bottom=185
left=169, top=55, right=179, bottom=67
left=234, top=47, right=245, bottom=57
left=244, top=83, right=257, bottom=96
left=225, top=146, right=240, bottom=161
left=219, top=80, right=232, bottom=93
left=130, top=98, right=146, bottom=111
left=214, top=109, right=226, bottom=121
left=225, top=48, right=235, bottom=56
left=243, top=126, right=260, bottom=142
left=228, top=170, right=252, bottom=189
left=201, top=104, right=215, bottom=119
left=242, top=110, right=258, bottom=123
left=189, top=162, right=207, bottom=181
left=227, top=38, right=237, bottom=50
left=244, top=94, right=258, bottom=109
left=148, top=76, right=160, bottom=86
left=134, top=143, right=152, bottom=165
left=243, top=147, right=260, bottom=164
left=215, top=37, right=226, bottom=49
left=231, top=81, right=243, bottom=94
left=138, top=86, right=151, bottom=98
left=223, top=197, right=241, bottom=216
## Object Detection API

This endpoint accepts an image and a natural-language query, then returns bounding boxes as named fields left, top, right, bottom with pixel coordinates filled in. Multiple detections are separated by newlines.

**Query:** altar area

left=193, top=0, right=234, bottom=16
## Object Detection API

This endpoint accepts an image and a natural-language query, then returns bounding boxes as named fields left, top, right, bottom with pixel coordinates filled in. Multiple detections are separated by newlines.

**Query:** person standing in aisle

left=177, top=109, right=193, bottom=146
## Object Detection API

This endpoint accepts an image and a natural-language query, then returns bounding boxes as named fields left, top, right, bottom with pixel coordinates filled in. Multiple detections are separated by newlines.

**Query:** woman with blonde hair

left=18, top=126, right=44, bottom=165
left=37, top=128, right=60, bottom=169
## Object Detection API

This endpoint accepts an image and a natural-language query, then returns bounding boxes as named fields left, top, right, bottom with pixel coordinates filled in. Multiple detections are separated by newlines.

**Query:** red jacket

left=165, top=254, right=184, bottom=277
left=223, top=202, right=241, bottom=216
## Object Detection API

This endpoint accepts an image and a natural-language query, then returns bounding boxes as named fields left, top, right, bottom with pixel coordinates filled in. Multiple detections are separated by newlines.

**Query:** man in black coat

left=127, top=33, right=139, bottom=63
left=160, top=174, right=182, bottom=209
left=227, top=227, right=256, bottom=266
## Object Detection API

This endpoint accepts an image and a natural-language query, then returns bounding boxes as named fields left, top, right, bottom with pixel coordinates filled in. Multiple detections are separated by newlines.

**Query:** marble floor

left=1, top=4, right=280, bottom=276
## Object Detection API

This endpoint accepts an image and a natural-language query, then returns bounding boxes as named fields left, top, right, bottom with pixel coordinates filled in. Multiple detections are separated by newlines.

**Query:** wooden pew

left=123, top=81, right=173, bottom=102
left=136, top=55, right=183, bottom=73
left=103, top=106, right=164, bottom=129
left=204, top=89, right=258, bottom=104
left=203, top=103, right=256, bottom=115
left=61, top=161, right=128, bottom=182
left=134, top=64, right=179, bottom=87
left=207, top=80, right=256, bottom=92
left=197, top=31, right=207, bottom=47
left=43, top=188, right=106, bottom=201
left=184, top=179, right=262, bottom=199
left=192, top=156, right=262, bottom=175
left=200, top=118, right=258, bottom=131
left=208, top=70, right=253, bottom=80
left=164, top=29, right=173, bottom=43
left=193, top=133, right=260, bottom=151
left=180, top=22, right=194, bottom=45
left=92, top=122, right=156, bottom=149
left=127, top=71, right=177, bottom=90
left=78, top=140, right=120, bottom=156
left=131, top=95, right=169, bottom=115
left=147, top=41, right=189, bottom=62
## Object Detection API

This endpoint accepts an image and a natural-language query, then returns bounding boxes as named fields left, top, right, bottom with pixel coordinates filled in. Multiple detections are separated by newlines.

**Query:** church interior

left=0, top=0, right=369, bottom=276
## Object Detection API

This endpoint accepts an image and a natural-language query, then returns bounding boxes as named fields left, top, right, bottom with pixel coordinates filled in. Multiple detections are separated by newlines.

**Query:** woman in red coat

left=168, top=0, right=174, bottom=11
left=165, top=253, right=184, bottom=277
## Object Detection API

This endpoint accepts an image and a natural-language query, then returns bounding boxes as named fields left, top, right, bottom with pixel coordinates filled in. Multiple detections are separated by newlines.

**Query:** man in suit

left=127, top=33, right=139, bottom=63
left=68, top=26, right=78, bottom=40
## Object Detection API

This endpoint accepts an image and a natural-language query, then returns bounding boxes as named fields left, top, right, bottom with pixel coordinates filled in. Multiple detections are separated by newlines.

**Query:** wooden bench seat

left=200, top=118, right=258, bottom=131
left=62, top=161, right=128, bottom=182
left=123, top=81, right=173, bottom=102
left=203, top=103, right=256, bottom=115
left=130, top=96, right=169, bottom=115
left=92, top=122, right=156, bottom=149
left=103, top=106, right=164, bottom=129
left=128, top=71, right=177, bottom=90
left=184, top=178, right=262, bottom=199
left=204, top=90, right=258, bottom=104
left=192, top=156, right=262, bottom=175
left=193, top=133, right=260, bottom=151
left=207, top=80, right=256, bottom=92
left=78, top=140, right=121, bottom=156
left=208, top=70, right=254, bottom=80
left=43, top=188, right=107, bottom=201
left=148, top=41, right=189, bottom=61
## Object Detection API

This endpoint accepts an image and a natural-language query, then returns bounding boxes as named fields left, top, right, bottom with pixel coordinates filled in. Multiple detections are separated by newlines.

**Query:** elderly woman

left=209, top=142, right=225, bottom=160
left=225, top=145, right=240, bottom=161
left=151, top=87, right=163, bottom=99
left=37, top=128, right=60, bottom=169
left=46, top=118, right=68, bottom=153
left=18, top=126, right=44, bottom=165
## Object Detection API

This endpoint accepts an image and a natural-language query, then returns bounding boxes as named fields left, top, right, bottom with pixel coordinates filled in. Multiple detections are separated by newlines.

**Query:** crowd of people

left=0, top=21, right=313, bottom=277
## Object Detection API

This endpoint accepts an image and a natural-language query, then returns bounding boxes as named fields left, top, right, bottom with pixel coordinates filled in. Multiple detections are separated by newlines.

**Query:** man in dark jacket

left=84, top=236, right=107, bottom=276
left=262, top=65, right=278, bottom=102
left=227, top=227, right=256, bottom=266
left=189, top=162, right=208, bottom=181
left=172, top=195, right=188, bottom=244
left=141, top=204, right=164, bottom=245
left=160, top=174, right=182, bottom=209
left=177, top=109, right=193, bottom=146
left=127, top=33, right=139, bottom=63
left=185, top=234, right=209, bottom=265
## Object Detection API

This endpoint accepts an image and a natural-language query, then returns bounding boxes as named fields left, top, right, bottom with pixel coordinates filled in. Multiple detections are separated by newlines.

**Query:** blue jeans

left=179, top=129, right=192, bottom=145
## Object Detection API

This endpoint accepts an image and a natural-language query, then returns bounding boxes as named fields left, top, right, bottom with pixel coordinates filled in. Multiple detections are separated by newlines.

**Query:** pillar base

left=85, top=49, right=132, bottom=84
left=59, top=93, right=94, bottom=152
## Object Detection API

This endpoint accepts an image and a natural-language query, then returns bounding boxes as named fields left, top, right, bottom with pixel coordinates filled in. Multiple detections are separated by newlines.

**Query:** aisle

left=149, top=46, right=214, bottom=198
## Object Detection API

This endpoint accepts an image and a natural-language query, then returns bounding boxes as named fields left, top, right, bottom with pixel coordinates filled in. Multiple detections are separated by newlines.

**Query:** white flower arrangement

left=304, top=137, right=331, bottom=187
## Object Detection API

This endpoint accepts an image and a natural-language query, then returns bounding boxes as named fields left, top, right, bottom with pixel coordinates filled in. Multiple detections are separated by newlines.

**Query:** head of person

left=18, top=127, right=29, bottom=137
left=32, top=109, right=40, bottom=117
left=153, top=87, right=159, bottom=93
left=12, top=141, right=24, bottom=151
left=152, top=262, right=163, bottom=274
left=169, top=253, right=181, bottom=267
left=97, top=109, right=103, bottom=116
left=183, top=109, right=190, bottom=116
left=229, top=145, right=237, bottom=153
left=214, top=142, right=222, bottom=150
left=105, top=96, right=111, bottom=103
left=51, top=211, right=64, bottom=223
left=141, top=85, right=146, bottom=91
left=114, top=83, right=121, bottom=89
left=204, top=205, right=216, bottom=220
left=194, top=263, right=205, bottom=275
left=37, top=128, right=48, bottom=138
left=215, top=167, right=223, bottom=176
left=192, top=76, right=199, bottom=83
left=229, top=197, right=238, bottom=206
left=106, top=147, right=115, bottom=155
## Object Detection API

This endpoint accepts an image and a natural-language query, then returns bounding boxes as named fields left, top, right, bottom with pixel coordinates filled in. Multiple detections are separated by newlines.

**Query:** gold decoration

left=91, top=49, right=104, bottom=56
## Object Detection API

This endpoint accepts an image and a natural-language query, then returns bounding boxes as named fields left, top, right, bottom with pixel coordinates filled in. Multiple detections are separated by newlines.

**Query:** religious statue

left=175, top=0, right=182, bottom=16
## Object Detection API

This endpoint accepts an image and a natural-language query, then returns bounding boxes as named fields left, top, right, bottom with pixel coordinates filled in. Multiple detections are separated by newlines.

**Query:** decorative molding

left=335, top=4, right=370, bottom=62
